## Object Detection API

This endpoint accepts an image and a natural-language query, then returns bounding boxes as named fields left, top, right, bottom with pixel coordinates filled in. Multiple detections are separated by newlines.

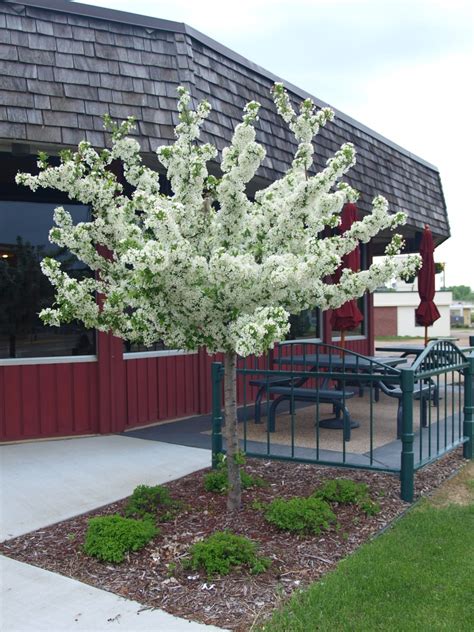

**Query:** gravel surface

left=0, top=449, right=466, bottom=631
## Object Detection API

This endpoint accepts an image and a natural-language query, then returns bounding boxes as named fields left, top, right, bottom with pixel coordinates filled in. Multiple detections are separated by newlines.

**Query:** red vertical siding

left=113, top=339, right=127, bottom=432
left=344, top=338, right=370, bottom=355
left=1, top=286, right=378, bottom=441
left=56, top=363, right=74, bottom=436
left=3, top=366, right=22, bottom=438
left=147, top=358, right=158, bottom=422
left=97, top=331, right=126, bottom=434
left=158, top=357, right=168, bottom=420
left=165, top=356, right=177, bottom=419
left=126, top=359, right=138, bottom=426
left=123, top=352, right=202, bottom=430
left=38, top=368, right=57, bottom=437
left=72, top=363, right=92, bottom=434
left=176, top=355, right=186, bottom=416
left=137, top=360, right=149, bottom=421
left=21, top=366, right=40, bottom=436
left=0, top=361, right=101, bottom=441
left=88, top=361, right=99, bottom=432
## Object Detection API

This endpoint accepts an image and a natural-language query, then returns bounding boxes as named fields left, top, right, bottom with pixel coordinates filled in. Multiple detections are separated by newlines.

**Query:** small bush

left=315, top=478, right=381, bottom=516
left=203, top=454, right=266, bottom=493
left=84, top=514, right=158, bottom=563
left=124, top=484, right=178, bottom=520
left=315, top=478, right=369, bottom=503
left=203, top=470, right=228, bottom=493
left=250, top=499, right=266, bottom=511
left=359, top=498, right=381, bottom=516
left=203, top=469, right=266, bottom=493
left=265, top=497, right=336, bottom=534
left=186, top=531, right=271, bottom=576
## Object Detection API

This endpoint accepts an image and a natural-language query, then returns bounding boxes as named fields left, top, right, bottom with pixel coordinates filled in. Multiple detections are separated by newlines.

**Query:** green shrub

left=315, top=478, right=369, bottom=503
left=250, top=499, right=266, bottom=511
left=84, top=514, right=158, bottom=563
left=203, top=469, right=266, bottom=493
left=265, top=497, right=336, bottom=534
left=124, top=484, right=178, bottom=520
left=358, top=498, right=381, bottom=516
left=203, top=454, right=266, bottom=493
left=203, top=470, right=228, bottom=493
left=186, top=531, right=271, bottom=576
left=315, top=478, right=381, bottom=516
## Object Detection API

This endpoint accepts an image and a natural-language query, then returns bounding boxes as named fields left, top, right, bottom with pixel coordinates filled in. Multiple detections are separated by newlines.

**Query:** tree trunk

left=223, top=351, right=242, bottom=511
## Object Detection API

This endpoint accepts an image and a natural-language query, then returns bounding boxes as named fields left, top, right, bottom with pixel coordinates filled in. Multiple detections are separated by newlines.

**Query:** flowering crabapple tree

left=17, top=83, right=420, bottom=511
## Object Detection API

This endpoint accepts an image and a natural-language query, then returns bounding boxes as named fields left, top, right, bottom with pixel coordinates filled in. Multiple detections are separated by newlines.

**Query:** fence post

left=400, top=367, right=415, bottom=502
left=463, top=355, right=474, bottom=460
left=211, top=362, right=224, bottom=469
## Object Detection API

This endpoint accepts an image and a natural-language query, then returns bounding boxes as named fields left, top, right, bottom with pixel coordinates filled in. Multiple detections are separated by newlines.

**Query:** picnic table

left=250, top=354, right=407, bottom=437
left=274, top=354, right=406, bottom=370
left=376, top=344, right=471, bottom=358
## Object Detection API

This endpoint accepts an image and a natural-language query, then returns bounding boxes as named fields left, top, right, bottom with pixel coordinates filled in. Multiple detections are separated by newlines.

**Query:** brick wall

left=374, top=306, right=397, bottom=337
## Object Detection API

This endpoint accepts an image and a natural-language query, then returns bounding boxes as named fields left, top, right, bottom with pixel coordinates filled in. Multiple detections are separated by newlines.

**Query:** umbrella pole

left=424, top=326, right=428, bottom=346
left=340, top=329, right=346, bottom=349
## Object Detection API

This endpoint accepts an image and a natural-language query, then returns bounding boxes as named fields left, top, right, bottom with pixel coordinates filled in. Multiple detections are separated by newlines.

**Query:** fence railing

left=211, top=341, right=473, bottom=501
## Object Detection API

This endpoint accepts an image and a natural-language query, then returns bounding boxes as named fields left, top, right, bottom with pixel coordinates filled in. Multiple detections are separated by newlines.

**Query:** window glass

left=331, top=295, right=367, bottom=338
left=286, top=308, right=322, bottom=340
left=331, top=243, right=367, bottom=339
left=0, top=201, right=96, bottom=359
left=124, top=340, right=167, bottom=354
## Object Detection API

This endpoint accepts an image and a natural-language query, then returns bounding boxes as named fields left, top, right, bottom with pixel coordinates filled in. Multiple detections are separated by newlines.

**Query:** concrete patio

left=0, top=435, right=223, bottom=631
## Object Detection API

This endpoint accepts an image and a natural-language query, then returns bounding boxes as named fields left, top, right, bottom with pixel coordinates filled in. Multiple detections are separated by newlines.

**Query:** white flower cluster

left=16, top=84, right=421, bottom=356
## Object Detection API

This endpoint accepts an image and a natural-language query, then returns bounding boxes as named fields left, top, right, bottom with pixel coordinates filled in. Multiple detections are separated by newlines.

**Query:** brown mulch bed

left=0, top=449, right=466, bottom=631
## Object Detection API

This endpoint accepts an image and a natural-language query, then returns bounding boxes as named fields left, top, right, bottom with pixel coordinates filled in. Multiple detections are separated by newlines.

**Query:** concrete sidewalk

left=0, top=435, right=211, bottom=540
left=0, top=435, right=224, bottom=631
left=1, top=556, right=222, bottom=632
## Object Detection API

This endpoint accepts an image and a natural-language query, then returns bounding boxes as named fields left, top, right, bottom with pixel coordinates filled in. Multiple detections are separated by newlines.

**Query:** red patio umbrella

left=331, top=202, right=363, bottom=348
left=415, top=224, right=440, bottom=345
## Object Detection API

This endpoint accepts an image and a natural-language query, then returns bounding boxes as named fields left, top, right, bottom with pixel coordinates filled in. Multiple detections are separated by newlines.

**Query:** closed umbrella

left=331, top=202, right=363, bottom=348
left=415, top=224, right=440, bottom=345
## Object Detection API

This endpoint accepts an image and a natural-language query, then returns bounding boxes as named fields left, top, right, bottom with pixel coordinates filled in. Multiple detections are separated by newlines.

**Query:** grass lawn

left=262, top=464, right=474, bottom=631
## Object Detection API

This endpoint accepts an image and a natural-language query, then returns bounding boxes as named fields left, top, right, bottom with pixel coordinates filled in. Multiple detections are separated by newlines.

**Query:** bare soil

left=0, top=449, right=467, bottom=631
left=429, top=460, right=474, bottom=507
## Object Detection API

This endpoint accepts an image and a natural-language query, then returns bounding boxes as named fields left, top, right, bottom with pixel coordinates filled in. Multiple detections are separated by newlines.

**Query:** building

left=0, top=0, right=450, bottom=441
left=450, top=303, right=474, bottom=327
left=374, top=291, right=452, bottom=338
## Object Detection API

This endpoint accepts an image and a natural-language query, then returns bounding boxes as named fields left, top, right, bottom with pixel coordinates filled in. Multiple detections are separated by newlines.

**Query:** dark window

left=331, top=244, right=368, bottom=339
left=0, top=200, right=96, bottom=359
left=287, top=308, right=322, bottom=341
left=124, top=340, right=167, bottom=354
left=331, top=295, right=367, bottom=338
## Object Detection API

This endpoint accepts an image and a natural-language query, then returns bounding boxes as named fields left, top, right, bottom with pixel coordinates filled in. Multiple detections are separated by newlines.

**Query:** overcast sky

left=87, top=0, right=474, bottom=287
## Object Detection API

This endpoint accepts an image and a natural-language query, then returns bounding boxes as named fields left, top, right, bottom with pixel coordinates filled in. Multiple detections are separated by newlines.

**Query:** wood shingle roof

left=0, top=0, right=449, bottom=251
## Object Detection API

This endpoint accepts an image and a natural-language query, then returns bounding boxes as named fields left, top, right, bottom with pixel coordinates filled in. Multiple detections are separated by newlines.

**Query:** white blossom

left=16, top=84, right=421, bottom=356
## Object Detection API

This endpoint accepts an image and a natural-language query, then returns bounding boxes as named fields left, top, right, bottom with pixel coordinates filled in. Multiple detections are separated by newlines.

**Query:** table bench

left=256, top=384, right=356, bottom=441
left=377, top=380, right=436, bottom=438
left=250, top=375, right=316, bottom=424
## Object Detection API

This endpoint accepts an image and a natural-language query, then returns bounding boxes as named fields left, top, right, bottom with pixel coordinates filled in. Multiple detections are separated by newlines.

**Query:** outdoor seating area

left=237, top=387, right=438, bottom=464
left=211, top=340, right=473, bottom=501
left=255, top=384, right=356, bottom=440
